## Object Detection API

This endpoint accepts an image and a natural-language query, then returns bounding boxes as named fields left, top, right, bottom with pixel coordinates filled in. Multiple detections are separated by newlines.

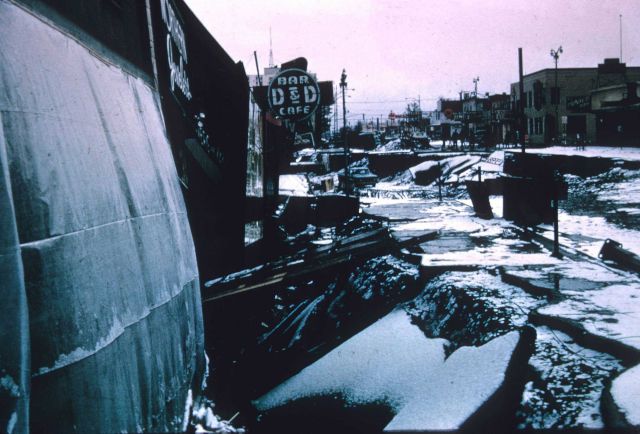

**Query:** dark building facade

left=511, top=58, right=640, bottom=146
left=149, top=0, right=250, bottom=280
left=1, top=0, right=249, bottom=432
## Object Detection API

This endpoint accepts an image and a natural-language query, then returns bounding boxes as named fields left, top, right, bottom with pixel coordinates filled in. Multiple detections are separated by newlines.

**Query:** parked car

left=339, top=167, right=378, bottom=189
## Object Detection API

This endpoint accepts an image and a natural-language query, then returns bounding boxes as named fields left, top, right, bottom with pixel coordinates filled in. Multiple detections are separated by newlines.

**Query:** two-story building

left=511, top=58, right=640, bottom=145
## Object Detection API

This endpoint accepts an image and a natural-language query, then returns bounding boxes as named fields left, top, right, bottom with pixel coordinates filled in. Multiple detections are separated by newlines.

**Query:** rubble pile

left=208, top=147, right=640, bottom=432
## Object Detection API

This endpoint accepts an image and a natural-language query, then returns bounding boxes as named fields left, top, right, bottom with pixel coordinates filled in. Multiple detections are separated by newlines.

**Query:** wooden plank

left=202, top=229, right=393, bottom=302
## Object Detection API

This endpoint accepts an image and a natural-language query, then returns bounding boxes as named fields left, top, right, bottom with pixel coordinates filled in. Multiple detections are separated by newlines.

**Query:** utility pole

left=333, top=86, right=340, bottom=137
left=518, top=48, right=525, bottom=153
left=550, top=46, right=563, bottom=143
left=253, top=51, right=262, bottom=86
left=268, top=27, right=274, bottom=68
left=620, top=14, right=623, bottom=61
left=552, top=171, right=562, bottom=258
left=340, top=69, right=350, bottom=196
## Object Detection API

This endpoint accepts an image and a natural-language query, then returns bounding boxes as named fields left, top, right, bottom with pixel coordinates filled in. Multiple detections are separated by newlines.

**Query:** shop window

left=534, top=117, right=543, bottom=135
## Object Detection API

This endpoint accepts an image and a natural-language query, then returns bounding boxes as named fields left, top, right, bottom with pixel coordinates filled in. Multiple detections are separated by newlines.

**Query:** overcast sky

left=185, top=0, right=639, bottom=121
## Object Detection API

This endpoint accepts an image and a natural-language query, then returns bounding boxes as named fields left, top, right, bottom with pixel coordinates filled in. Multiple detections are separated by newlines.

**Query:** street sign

left=268, top=68, right=320, bottom=122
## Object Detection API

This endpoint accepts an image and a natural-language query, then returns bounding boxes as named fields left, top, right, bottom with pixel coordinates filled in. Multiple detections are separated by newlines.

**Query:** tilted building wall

left=0, top=1, right=207, bottom=431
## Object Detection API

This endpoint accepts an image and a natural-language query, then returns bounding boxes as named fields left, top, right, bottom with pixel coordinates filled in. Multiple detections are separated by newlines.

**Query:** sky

left=184, top=0, right=640, bottom=123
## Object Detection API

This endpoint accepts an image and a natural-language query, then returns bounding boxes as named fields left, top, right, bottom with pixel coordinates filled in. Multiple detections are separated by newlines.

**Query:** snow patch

left=538, top=283, right=640, bottom=351
left=543, top=212, right=640, bottom=257
left=255, top=310, right=524, bottom=432
left=279, top=174, right=310, bottom=196
left=611, top=364, right=640, bottom=426
left=385, top=330, right=521, bottom=431
left=254, top=310, right=448, bottom=411
left=7, top=412, right=17, bottom=434
left=0, top=375, right=20, bottom=397
left=421, top=246, right=560, bottom=267
left=522, top=146, right=640, bottom=161
left=192, top=401, right=245, bottom=433
left=520, top=326, right=621, bottom=429
left=34, top=317, right=126, bottom=375
left=202, top=352, right=210, bottom=391
left=182, top=389, right=193, bottom=432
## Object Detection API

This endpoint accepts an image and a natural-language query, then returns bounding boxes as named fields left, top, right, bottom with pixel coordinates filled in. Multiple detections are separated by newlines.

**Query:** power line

left=347, top=98, right=440, bottom=104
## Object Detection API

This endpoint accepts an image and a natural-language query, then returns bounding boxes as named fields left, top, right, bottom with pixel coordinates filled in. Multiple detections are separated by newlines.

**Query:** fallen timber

left=202, top=228, right=438, bottom=302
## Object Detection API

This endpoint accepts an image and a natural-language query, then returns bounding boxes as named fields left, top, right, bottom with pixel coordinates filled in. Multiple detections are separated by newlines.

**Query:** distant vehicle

left=339, top=166, right=378, bottom=189
left=346, top=132, right=380, bottom=150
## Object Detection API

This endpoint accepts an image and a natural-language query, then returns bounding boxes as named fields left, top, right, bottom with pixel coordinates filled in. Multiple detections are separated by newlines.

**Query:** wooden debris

left=202, top=228, right=393, bottom=302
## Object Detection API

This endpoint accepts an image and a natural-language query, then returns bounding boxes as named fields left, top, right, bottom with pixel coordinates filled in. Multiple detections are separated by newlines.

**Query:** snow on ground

left=405, top=270, right=543, bottom=350
left=408, top=155, right=481, bottom=180
left=506, top=260, right=627, bottom=284
left=421, top=246, right=560, bottom=269
left=279, top=174, right=310, bottom=196
left=365, top=197, right=560, bottom=267
left=359, top=195, right=422, bottom=207
left=404, top=212, right=561, bottom=267
left=256, top=148, right=640, bottom=430
left=192, top=400, right=244, bottom=433
left=384, top=330, right=522, bottom=432
left=393, top=215, right=483, bottom=234
left=519, top=326, right=623, bottom=429
left=611, top=364, right=640, bottom=426
left=254, top=309, right=525, bottom=432
left=537, top=282, right=640, bottom=351
left=539, top=211, right=640, bottom=258
left=523, top=146, right=640, bottom=161
left=375, top=138, right=403, bottom=152
left=253, top=310, right=447, bottom=411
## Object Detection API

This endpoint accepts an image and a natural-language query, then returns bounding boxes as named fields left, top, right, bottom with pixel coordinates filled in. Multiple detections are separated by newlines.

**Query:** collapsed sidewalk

left=206, top=147, right=640, bottom=432
left=363, top=194, right=640, bottom=430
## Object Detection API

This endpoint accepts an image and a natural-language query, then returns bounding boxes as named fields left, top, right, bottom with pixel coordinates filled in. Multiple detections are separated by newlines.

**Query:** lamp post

left=550, top=46, right=563, bottom=142
left=340, top=69, right=350, bottom=196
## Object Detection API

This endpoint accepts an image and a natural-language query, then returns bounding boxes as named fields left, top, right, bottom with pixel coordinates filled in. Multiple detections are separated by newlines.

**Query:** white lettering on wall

left=161, top=0, right=192, bottom=100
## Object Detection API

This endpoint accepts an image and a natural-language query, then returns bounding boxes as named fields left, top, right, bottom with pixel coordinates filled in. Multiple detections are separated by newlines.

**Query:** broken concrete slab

left=406, top=270, right=543, bottom=350
left=363, top=199, right=475, bottom=223
left=528, top=265, right=640, bottom=362
left=384, top=328, right=535, bottom=432
left=409, top=155, right=482, bottom=186
left=520, top=326, right=623, bottom=430
left=364, top=201, right=427, bottom=222
left=253, top=308, right=534, bottom=434
left=604, top=363, right=640, bottom=429
left=501, top=271, right=559, bottom=299
left=530, top=308, right=640, bottom=366
left=253, top=310, right=448, bottom=413
left=500, top=259, right=631, bottom=303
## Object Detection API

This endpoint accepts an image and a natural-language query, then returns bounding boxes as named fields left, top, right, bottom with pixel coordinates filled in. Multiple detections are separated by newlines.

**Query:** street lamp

left=340, top=69, right=350, bottom=196
left=550, top=46, right=563, bottom=142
